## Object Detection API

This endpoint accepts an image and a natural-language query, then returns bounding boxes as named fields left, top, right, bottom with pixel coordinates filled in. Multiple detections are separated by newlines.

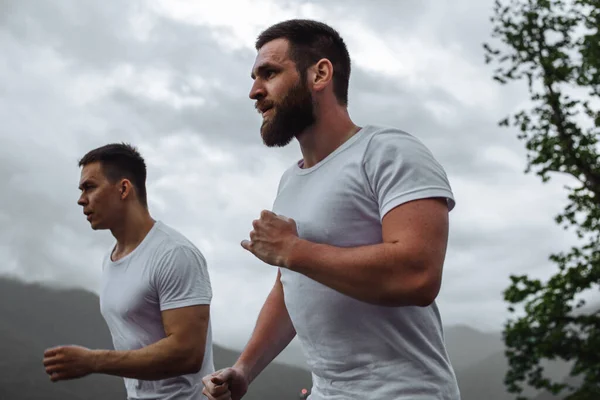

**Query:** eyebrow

left=251, top=62, right=279, bottom=80
left=78, top=179, right=93, bottom=190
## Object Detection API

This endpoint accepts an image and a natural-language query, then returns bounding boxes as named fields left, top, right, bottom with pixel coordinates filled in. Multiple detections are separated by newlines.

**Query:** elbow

left=383, top=268, right=442, bottom=307
left=411, top=284, right=440, bottom=307
left=412, top=272, right=442, bottom=307
left=181, top=349, right=205, bottom=375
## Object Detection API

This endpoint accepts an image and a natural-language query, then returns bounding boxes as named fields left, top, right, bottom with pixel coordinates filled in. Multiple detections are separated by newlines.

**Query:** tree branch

left=536, top=34, right=600, bottom=198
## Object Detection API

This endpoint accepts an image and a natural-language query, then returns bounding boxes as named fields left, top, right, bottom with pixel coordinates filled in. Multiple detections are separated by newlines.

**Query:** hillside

left=0, top=277, right=582, bottom=400
left=0, top=277, right=311, bottom=400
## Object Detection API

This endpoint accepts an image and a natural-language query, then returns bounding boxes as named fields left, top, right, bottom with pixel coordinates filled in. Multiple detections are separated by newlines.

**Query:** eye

left=265, top=70, right=276, bottom=79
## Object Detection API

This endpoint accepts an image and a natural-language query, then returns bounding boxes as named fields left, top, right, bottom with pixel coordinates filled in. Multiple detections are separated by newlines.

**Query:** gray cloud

left=296, top=0, right=496, bottom=64
left=0, top=0, right=580, bottom=351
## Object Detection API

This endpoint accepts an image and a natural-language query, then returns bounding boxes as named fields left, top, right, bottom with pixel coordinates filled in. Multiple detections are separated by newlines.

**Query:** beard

left=259, top=79, right=316, bottom=148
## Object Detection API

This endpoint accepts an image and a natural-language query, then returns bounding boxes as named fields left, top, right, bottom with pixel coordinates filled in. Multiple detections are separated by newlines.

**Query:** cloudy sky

left=0, top=0, right=579, bottom=356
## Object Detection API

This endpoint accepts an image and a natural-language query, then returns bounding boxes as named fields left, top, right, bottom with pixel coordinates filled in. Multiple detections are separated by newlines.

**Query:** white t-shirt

left=100, top=220, right=214, bottom=400
left=273, top=125, right=461, bottom=399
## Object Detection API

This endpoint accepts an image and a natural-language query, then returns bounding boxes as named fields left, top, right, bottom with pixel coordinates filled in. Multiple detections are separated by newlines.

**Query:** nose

left=77, top=194, right=87, bottom=207
left=249, top=80, right=266, bottom=101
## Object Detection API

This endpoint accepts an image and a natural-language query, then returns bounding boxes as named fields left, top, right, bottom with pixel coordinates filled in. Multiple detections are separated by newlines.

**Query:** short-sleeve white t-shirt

left=100, top=220, right=214, bottom=400
left=273, top=125, right=460, bottom=399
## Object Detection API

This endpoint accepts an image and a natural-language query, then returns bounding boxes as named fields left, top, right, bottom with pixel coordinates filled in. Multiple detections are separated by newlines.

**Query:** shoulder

left=359, top=124, right=455, bottom=212
left=360, top=124, right=448, bottom=176
left=361, top=124, right=434, bottom=163
left=148, top=222, right=206, bottom=266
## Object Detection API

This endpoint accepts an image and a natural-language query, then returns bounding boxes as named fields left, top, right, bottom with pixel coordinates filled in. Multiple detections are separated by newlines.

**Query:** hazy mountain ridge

left=0, top=277, right=576, bottom=399
left=0, top=278, right=311, bottom=400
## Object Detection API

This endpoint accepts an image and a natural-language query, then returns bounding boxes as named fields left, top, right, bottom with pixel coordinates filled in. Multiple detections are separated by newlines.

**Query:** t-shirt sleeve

left=362, top=128, right=456, bottom=220
left=152, top=245, right=212, bottom=312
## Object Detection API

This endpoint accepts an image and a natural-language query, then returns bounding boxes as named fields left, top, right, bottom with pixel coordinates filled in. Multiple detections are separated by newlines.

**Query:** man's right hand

left=202, top=367, right=249, bottom=400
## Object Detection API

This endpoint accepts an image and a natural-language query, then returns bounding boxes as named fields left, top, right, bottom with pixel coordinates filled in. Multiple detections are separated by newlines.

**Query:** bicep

left=162, top=304, right=210, bottom=345
left=382, top=197, right=449, bottom=268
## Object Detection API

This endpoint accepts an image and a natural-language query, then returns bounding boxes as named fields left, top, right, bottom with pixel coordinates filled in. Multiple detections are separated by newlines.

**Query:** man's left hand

left=242, top=210, right=299, bottom=268
left=43, top=345, right=97, bottom=382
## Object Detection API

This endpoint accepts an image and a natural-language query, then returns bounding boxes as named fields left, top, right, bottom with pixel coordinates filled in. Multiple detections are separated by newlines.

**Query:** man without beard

left=203, top=19, right=461, bottom=400
left=43, top=143, right=215, bottom=400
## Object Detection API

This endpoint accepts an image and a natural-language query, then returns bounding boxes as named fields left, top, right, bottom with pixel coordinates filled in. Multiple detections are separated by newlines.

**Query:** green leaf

left=487, top=0, right=600, bottom=397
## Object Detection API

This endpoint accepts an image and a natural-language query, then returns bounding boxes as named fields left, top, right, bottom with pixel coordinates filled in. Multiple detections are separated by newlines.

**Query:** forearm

left=285, top=239, right=440, bottom=307
left=234, top=274, right=296, bottom=383
left=93, top=336, right=202, bottom=380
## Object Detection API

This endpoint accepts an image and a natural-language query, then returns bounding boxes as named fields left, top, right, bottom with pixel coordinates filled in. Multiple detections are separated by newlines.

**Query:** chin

left=261, top=128, right=295, bottom=148
left=89, top=221, right=106, bottom=231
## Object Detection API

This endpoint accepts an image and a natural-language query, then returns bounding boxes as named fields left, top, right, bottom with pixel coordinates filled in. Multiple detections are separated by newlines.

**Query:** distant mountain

left=0, top=277, right=311, bottom=400
left=457, top=350, right=538, bottom=400
left=0, top=277, right=583, bottom=400
left=454, top=342, right=572, bottom=400
left=443, top=324, right=503, bottom=372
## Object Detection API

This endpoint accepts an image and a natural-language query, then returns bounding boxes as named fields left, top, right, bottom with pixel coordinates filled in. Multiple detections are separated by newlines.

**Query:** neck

left=110, top=206, right=155, bottom=255
left=296, top=104, right=359, bottom=169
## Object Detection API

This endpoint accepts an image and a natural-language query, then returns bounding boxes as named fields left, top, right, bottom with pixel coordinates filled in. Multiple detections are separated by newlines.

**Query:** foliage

left=484, top=0, right=600, bottom=398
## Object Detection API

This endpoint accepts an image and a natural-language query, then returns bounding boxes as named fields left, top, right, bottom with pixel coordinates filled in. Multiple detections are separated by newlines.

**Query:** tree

left=484, top=0, right=600, bottom=399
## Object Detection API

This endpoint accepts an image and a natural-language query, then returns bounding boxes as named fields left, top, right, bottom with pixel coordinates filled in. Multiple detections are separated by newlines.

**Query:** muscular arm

left=285, top=198, right=450, bottom=307
left=234, top=270, right=296, bottom=384
left=93, top=304, right=210, bottom=380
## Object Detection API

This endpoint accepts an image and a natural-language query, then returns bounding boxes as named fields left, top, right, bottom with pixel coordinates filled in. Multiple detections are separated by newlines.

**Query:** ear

left=119, top=179, right=133, bottom=201
left=312, top=58, right=334, bottom=93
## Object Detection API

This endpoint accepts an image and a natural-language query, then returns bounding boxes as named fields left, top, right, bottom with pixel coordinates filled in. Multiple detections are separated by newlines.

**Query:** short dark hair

left=256, top=19, right=351, bottom=106
left=78, top=143, right=148, bottom=207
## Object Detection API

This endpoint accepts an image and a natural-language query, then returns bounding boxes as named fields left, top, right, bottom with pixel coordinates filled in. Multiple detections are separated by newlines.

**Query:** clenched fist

left=202, top=367, right=249, bottom=400
left=241, top=210, right=299, bottom=268
left=43, top=345, right=97, bottom=382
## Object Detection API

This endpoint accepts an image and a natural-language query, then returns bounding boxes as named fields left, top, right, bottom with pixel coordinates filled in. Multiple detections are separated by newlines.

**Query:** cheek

left=90, top=191, right=112, bottom=209
left=267, top=82, right=286, bottom=100
left=88, top=193, right=100, bottom=206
